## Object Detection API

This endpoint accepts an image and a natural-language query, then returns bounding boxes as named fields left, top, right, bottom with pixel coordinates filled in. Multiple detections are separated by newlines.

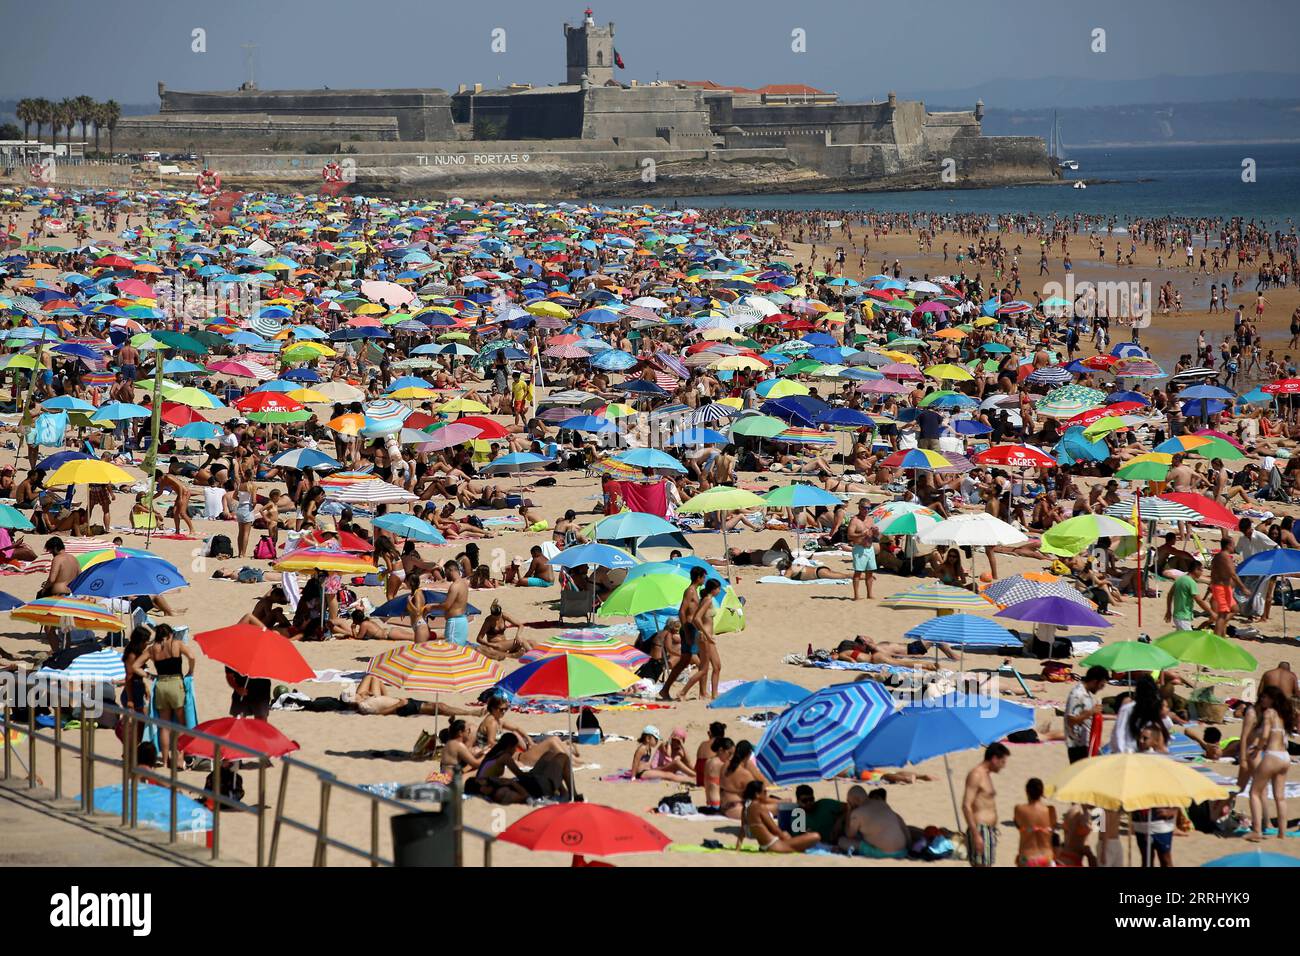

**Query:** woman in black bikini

left=475, top=601, right=533, bottom=659
left=469, top=733, right=572, bottom=804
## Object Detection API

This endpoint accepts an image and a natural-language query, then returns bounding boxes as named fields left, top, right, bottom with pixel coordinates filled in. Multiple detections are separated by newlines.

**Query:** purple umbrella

left=994, top=596, right=1111, bottom=629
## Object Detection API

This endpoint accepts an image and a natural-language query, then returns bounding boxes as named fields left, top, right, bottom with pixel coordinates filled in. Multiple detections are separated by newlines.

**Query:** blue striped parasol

left=904, top=613, right=1020, bottom=647
left=39, top=648, right=126, bottom=683
left=756, top=681, right=896, bottom=784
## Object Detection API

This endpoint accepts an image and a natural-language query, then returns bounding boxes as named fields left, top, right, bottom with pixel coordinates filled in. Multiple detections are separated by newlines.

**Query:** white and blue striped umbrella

left=40, top=649, right=125, bottom=683
left=756, top=681, right=896, bottom=784
left=691, top=402, right=739, bottom=425
left=904, top=613, right=1020, bottom=647
left=1026, top=365, right=1073, bottom=386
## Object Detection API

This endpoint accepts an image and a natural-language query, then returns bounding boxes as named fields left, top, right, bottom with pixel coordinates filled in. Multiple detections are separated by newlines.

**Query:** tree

left=89, top=101, right=106, bottom=155
left=31, top=98, right=52, bottom=144
left=15, top=99, right=35, bottom=140
left=55, top=98, right=75, bottom=150
left=102, top=100, right=121, bottom=156
left=0, top=123, right=20, bottom=141
left=73, top=95, right=95, bottom=144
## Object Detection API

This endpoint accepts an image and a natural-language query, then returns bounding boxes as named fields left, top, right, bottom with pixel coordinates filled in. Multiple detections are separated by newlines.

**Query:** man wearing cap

left=1065, top=666, right=1110, bottom=763
left=846, top=500, right=877, bottom=601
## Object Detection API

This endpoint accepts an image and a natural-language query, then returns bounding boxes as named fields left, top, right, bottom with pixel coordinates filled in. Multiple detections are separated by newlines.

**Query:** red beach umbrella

left=498, top=803, right=671, bottom=859
left=194, top=623, right=314, bottom=682
left=178, top=717, right=300, bottom=760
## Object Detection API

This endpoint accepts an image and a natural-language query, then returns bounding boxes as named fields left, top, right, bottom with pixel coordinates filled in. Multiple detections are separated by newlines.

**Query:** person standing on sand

left=658, top=565, right=705, bottom=701
left=962, top=742, right=1008, bottom=867
left=1065, top=665, right=1109, bottom=763
left=680, top=578, right=722, bottom=700
left=437, top=560, right=470, bottom=645
left=847, top=500, right=876, bottom=601
left=1209, top=535, right=1246, bottom=636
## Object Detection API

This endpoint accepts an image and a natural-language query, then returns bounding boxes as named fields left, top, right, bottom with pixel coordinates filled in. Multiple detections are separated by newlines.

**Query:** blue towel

left=142, top=675, right=198, bottom=750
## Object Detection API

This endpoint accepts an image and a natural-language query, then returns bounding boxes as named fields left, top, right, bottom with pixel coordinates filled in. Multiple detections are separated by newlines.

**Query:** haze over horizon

left=1, top=0, right=1296, bottom=109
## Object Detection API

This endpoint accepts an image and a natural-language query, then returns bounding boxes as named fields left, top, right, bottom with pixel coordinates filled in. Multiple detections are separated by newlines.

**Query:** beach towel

left=755, top=575, right=850, bottom=585
left=142, top=675, right=197, bottom=749
left=281, top=571, right=301, bottom=612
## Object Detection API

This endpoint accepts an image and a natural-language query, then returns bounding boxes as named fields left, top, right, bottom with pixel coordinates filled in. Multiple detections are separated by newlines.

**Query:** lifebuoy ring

left=322, top=162, right=343, bottom=184
left=28, top=163, right=48, bottom=183
left=196, top=169, right=221, bottom=195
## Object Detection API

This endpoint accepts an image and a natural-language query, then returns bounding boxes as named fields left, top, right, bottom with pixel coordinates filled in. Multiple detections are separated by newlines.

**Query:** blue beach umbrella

left=666, top=428, right=729, bottom=447
left=904, top=614, right=1020, bottom=647
left=372, top=512, right=447, bottom=544
left=371, top=590, right=480, bottom=620
left=852, top=694, right=1035, bottom=772
left=1203, top=850, right=1300, bottom=868
left=79, top=784, right=212, bottom=833
left=592, top=512, right=678, bottom=541
left=69, top=556, right=188, bottom=599
left=269, top=448, right=343, bottom=472
left=613, top=448, right=687, bottom=472
left=709, top=678, right=810, bottom=710
left=173, top=422, right=223, bottom=441
left=481, top=452, right=550, bottom=474
left=755, top=681, right=896, bottom=784
left=549, top=542, right=638, bottom=570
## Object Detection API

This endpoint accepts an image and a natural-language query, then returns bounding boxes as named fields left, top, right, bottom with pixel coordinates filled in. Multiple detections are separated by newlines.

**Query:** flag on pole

left=614, top=49, right=625, bottom=69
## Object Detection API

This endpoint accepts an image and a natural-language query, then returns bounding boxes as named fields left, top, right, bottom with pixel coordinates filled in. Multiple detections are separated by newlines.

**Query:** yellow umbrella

left=45, top=460, right=134, bottom=487
left=759, top=378, right=810, bottom=398
left=713, top=355, right=768, bottom=371
left=1044, top=754, right=1230, bottom=811
left=880, top=350, right=919, bottom=365
left=389, top=387, right=441, bottom=400
left=287, top=388, right=330, bottom=404
left=526, top=300, right=570, bottom=319
left=700, top=327, right=745, bottom=341
left=284, top=342, right=335, bottom=359
left=717, top=397, right=744, bottom=409
left=924, top=363, right=974, bottom=382
left=438, top=397, right=490, bottom=414
left=973, top=317, right=998, bottom=328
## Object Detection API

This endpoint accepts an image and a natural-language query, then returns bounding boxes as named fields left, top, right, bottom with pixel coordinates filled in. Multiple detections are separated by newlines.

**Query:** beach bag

left=253, top=535, right=277, bottom=560
left=207, top=534, right=234, bottom=559
left=204, top=767, right=245, bottom=806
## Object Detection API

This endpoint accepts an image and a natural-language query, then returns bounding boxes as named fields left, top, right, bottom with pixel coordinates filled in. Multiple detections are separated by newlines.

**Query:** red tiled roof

left=668, top=80, right=829, bottom=95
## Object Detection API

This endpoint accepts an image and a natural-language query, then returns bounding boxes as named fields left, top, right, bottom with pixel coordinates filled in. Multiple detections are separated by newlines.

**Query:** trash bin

left=390, top=810, right=455, bottom=867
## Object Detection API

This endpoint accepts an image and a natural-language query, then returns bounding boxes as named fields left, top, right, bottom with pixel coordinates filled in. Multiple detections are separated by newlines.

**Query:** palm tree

left=56, top=99, right=77, bottom=151
left=15, top=99, right=35, bottom=141
left=89, top=101, right=106, bottom=156
left=73, top=95, right=95, bottom=145
left=30, top=98, right=52, bottom=144
left=102, top=100, right=121, bottom=157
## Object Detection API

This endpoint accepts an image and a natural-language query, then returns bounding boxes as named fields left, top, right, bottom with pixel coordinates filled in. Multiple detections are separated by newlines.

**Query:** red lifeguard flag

left=614, top=49, right=625, bottom=69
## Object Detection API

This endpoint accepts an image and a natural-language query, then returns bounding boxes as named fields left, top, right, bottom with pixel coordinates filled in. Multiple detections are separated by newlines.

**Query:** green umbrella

left=1189, top=439, right=1245, bottom=462
left=1040, top=514, right=1138, bottom=557
left=1153, top=630, right=1258, bottom=672
left=151, top=330, right=209, bottom=355
left=678, top=486, right=768, bottom=514
left=730, top=415, right=788, bottom=438
left=247, top=409, right=314, bottom=424
left=0, top=502, right=34, bottom=531
left=779, top=359, right=824, bottom=377
left=597, top=573, right=689, bottom=617
left=1116, top=458, right=1170, bottom=482
left=1081, top=642, right=1179, bottom=673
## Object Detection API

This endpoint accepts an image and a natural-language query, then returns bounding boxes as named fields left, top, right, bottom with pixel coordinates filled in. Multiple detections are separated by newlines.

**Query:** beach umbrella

left=1203, top=850, right=1300, bottom=868
left=708, top=677, right=810, bottom=709
left=592, top=511, right=677, bottom=542
left=974, top=444, right=1057, bottom=469
left=1045, top=753, right=1229, bottom=810
left=269, top=448, right=342, bottom=472
left=755, top=681, right=896, bottom=784
left=194, top=622, right=314, bottom=682
left=497, top=803, right=670, bottom=862
left=519, top=631, right=649, bottom=669
left=1103, top=497, right=1199, bottom=524
left=882, top=581, right=992, bottom=612
left=903, top=614, right=1019, bottom=647
left=0, top=591, right=24, bottom=611
left=367, top=641, right=504, bottom=696
left=1114, top=456, right=1172, bottom=482
left=1153, top=629, right=1257, bottom=672
left=81, top=783, right=211, bottom=834
left=322, top=479, right=418, bottom=505
left=173, top=422, right=223, bottom=442
left=613, top=448, right=687, bottom=473
left=761, top=483, right=842, bottom=509
left=44, top=459, right=134, bottom=487
left=853, top=694, right=1035, bottom=830
left=373, top=512, right=447, bottom=544
left=1155, top=493, right=1237, bottom=531
left=679, top=485, right=769, bottom=574
left=12, top=597, right=124, bottom=632
left=982, top=572, right=1093, bottom=609
left=68, top=556, right=187, bottom=599
left=730, top=414, right=789, bottom=438
left=177, top=717, right=300, bottom=761
left=597, top=573, right=689, bottom=617
left=995, top=596, right=1111, bottom=629
left=1040, top=514, right=1138, bottom=557
left=0, top=503, right=34, bottom=531
left=369, top=590, right=481, bottom=621
left=549, top=542, right=638, bottom=571
left=917, top=513, right=1028, bottom=587
left=881, top=448, right=951, bottom=470
left=1080, top=641, right=1179, bottom=673
left=271, top=548, right=378, bottom=574
left=37, top=648, right=126, bottom=683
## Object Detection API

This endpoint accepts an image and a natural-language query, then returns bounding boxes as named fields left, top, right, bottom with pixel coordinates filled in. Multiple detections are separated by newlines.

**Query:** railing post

left=256, top=762, right=267, bottom=868
left=26, top=702, right=35, bottom=789
left=484, top=838, right=492, bottom=868
left=168, top=734, right=179, bottom=845
left=53, top=701, right=62, bottom=799
left=121, top=711, right=133, bottom=825
left=268, top=761, right=291, bottom=867
left=3, top=705, right=11, bottom=781
left=451, top=767, right=464, bottom=867
left=370, top=799, right=379, bottom=868
left=211, top=742, right=222, bottom=860
left=85, top=711, right=95, bottom=809
left=313, top=779, right=331, bottom=867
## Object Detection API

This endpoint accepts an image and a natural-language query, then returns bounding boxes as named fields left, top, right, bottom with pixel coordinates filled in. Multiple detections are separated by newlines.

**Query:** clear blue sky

left=0, top=0, right=1295, bottom=105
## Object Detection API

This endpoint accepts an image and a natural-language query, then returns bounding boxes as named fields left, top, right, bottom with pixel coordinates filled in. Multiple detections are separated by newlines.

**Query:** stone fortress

left=116, top=8, right=1057, bottom=197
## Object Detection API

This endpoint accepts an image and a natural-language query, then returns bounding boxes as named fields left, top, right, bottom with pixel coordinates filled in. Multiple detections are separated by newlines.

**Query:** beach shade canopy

left=272, top=548, right=378, bottom=574
left=974, top=444, right=1057, bottom=469
left=494, top=652, right=640, bottom=700
left=68, top=556, right=187, bottom=599
left=194, top=622, right=314, bottom=682
left=597, top=572, right=690, bottom=617
left=0, top=591, right=24, bottom=611
left=708, top=677, right=811, bottom=709
left=1103, top=497, right=1201, bottom=524
left=1203, top=850, right=1300, bottom=868
left=177, top=716, right=300, bottom=761
left=498, top=802, right=670, bottom=859
left=1114, top=456, right=1172, bottom=482
left=853, top=694, right=1035, bottom=771
left=372, top=512, right=447, bottom=544
left=1237, top=548, right=1300, bottom=579
left=37, top=648, right=125, bottom=683
left=982, top=572, right=1093, bottom=609
left=995, top=596, right=1111, bottom=629
left=12, top=596, right=124, bottom=631
left=761, top=484, right=843, bottom=509
left=549, top=542, right=638, bottom=570
left=1152, top=630, right=1258, bottom=672
left=917, top=512, right=1028, bottom=549
left=880, top=448, right=951, bottom=470
left=883, top=581, right=993, bottom=612
left=322, top=478, right=417, bottom=505
left=80, top=783, right=211, bottom=834
left=1080, top=641, right=1179, bottom=673
left=612, top=448, right=687, bottom=473
left=869, top=501, right=941, bottom=536
left=678, top=485, right=769, bottom=514
left=519, top=631, right=649, bottom=669
left=44, top=459, right=135, bottom=487
left=0, top=502, right=34, bottom=531
left=592, top=511, right=678, bottom=541
left=756, top=680, right=897, bottom=784
left=367, top=641, right=505, bottom=697
left=1044, top=753, right=1231, bottom=810
left=1040, top=513, right=1138, bottom=557
left=903, top=614, right=1020, bottom=647
left=481, top=452, right=550, bottom=475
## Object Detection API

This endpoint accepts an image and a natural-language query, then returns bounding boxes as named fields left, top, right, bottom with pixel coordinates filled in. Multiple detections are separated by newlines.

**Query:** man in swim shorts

left=439, top=560, right=471, bottom=645
left=846, top=500, right=877, bottom=601
left=1210, top=536, right=1246, bottom=636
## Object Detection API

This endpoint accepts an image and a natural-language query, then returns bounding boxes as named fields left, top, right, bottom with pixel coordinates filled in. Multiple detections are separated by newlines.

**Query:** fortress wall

left=940, top=135, right=1058, bottom=181
left=114, top=113, right=400, bottom=149
left=451, top=89, right=584, bottom=139
left=160, top=89, right=456, bottom=140
left=581, top=87, right=712, bottom=140
left=890, top=102, right=927, bottom=147
left=726, top=102, right=899, bottom=145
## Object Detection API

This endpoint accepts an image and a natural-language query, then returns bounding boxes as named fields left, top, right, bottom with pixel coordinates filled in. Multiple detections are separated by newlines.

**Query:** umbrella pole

left=943, top=754, right=964, bottom=838
left=1135, top=488, right=1142, bottom=630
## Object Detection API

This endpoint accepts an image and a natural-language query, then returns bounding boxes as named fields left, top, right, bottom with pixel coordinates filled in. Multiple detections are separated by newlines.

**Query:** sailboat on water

left=1050, top=111, right=1079, bottom=171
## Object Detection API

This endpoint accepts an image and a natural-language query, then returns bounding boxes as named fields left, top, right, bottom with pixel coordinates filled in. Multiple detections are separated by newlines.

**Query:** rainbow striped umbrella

left=360, top=398, right=411, bottom=436
left=272, top=548, right=378, bottom=574
left=12, top=596, right=124, bottom=631
left=367, top=641, right=504, bottom=697
left=881, top=448, right=951, bottom=470
left=496, top=653, right=640, bottom=699
left=519, top=630, right=650, bottom=669
left=882, top=581, right=992, bottom=612
left=770, top=426, right=837, bottom=445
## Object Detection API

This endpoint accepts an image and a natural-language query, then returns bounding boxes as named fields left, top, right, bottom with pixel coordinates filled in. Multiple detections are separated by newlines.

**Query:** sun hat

left=642, top=725, right=661, bottom=740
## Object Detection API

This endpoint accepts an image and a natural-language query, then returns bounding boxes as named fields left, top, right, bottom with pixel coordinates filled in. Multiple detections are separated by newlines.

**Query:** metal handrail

left=1, top=692, right=496, bottom=867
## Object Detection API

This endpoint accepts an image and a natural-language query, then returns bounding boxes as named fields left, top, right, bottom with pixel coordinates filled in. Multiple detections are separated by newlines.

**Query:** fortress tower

left=564, top=7, right=615, bottom=86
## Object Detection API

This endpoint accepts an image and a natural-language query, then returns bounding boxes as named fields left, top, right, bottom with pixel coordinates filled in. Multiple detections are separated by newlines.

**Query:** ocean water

left=609, top=143, right=1300, bottom=226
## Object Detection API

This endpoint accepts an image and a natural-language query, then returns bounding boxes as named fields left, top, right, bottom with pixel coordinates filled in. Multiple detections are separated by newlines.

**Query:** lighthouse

left=564, top=7, right=616, bottom=86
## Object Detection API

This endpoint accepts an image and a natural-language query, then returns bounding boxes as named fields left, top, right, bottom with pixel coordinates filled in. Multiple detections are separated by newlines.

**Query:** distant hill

left=894, top=72, right=1300, bottom=111
left=973, top=100, right=1300, bottom=147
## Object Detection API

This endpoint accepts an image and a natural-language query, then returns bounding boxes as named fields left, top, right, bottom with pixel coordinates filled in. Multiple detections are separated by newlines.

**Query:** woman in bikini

left=1247, top=686, right=1295, bottom=842
left=775, top=556, right=854, bottom=581
left=630, top=727, right=696, bottom=784
left=437, top=719, right=484, bottom=778
left=475, top=601, right=533, bottom=659
left=470, top=733, right=572, bottom=805
left=702, top=737, right=734, bottom=813
left=349, top=608, right=415, bottom=641
left=737, top=780, right=819, bottom=853
left=1055, top=803, right=1097, bottom=867
left=405, top=573, right=431, bottom=643
left=719, top=740, right=772, bottom=819
left=475, top=697, right=577, bottom=764
left=1012, top=777, right=1057, bottom=867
